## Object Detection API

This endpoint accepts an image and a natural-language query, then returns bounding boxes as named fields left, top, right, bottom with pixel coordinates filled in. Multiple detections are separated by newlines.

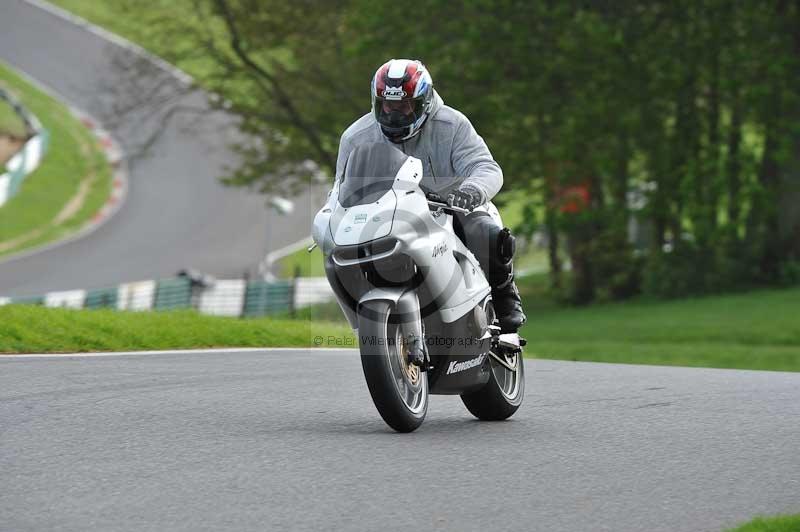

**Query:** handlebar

left=426, top=199, right=473, bottom=214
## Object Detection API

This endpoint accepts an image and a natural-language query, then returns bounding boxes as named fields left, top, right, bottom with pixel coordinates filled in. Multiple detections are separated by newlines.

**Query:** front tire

left=461, top=350, right=524, bottom=421
left=359, top=300, right=428, bottom=432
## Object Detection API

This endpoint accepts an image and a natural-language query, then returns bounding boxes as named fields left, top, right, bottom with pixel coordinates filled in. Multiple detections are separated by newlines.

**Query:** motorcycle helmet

left=371, top=59, right=434, bottom=143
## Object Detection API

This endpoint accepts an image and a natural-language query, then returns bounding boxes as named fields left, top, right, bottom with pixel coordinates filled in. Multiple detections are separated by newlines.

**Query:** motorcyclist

left=335, top=58, right=525, bottom=333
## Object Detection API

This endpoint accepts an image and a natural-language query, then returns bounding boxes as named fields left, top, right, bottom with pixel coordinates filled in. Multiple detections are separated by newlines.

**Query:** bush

left=641, top=235, right=762, bottom=298
left=642, top=244, right=700, bottom=298
left=779, top=260, right=800, bottom=286
left=586, top=227, right=643, bottom=301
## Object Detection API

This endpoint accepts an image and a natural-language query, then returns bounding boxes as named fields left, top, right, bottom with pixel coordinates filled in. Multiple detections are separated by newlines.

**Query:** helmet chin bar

left=380, top=114, right=428, bottom=143
left=381, top=125, right=410, bottom=143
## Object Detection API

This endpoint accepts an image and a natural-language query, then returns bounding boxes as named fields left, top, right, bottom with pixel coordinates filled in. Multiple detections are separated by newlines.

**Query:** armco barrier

left=9, top=295, right=44, bottom=306
left=0, top=276, right=335, bottom=318
left=153, top=278, right=192, bottom=310
left=84, top=287, right=117, bottom=309
left=243, top=280, right=294, bottom=317
left=0, top=86, right=48, bottom=207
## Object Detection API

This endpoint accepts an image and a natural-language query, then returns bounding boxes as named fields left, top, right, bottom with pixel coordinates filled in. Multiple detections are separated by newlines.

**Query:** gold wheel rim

left=398, top=333, right=420, bottom=385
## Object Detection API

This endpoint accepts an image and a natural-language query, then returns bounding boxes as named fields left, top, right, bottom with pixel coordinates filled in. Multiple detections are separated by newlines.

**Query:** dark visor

left=374, top=96, right=425, bottom=129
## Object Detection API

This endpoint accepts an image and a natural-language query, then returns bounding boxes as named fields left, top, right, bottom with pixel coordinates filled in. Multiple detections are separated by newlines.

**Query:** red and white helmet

left=371, top=59, right=434, bottom=143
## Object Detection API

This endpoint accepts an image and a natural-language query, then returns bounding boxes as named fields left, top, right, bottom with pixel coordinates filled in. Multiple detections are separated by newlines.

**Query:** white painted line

left=0, top=347, right=357, bottom=359
left=21, top=0, right=193, bottom=87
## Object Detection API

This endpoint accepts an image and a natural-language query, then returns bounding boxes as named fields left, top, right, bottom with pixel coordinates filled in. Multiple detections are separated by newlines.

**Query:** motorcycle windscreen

left=339, top=142, right=408, bottom=207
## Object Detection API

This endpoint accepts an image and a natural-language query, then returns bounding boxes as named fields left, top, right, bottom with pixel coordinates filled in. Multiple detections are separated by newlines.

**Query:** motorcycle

left=311, top=142, right=525, bottom=432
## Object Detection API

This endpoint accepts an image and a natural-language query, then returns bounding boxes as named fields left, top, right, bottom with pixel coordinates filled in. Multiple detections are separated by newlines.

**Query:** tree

left=123, top=0, right=800, bottom=299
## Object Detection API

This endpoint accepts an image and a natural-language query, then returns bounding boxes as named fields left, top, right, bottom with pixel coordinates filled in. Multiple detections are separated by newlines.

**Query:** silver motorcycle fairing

left=330, top=188, right=397, bottom=246
left=312, top=155, right=491, bottom=327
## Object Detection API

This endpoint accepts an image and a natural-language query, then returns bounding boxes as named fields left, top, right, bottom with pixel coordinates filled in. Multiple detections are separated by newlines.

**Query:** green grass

left=519, top=274, right=800, bottom=372
left=0, top=99, right=27, bottom=138
left=2, top=283, right=799, bottom=370
left=0, top=306, right=354, bottom=353
left=270, top=274, right=800, bottom=373
left=276, top=266, right=800, bottom=373
left=279, top=245, right=326, bottom=278
left=727, top=514, right=800, bottom=532
left=0, top=61, right=112, bottom=257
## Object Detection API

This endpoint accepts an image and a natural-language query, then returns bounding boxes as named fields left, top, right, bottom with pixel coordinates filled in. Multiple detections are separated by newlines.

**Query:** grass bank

left=518, top=275, right=800, bottom=372
left=0, top=61, right=112, bottom=258
left=280, top=245, right=326, bottom=278
left=727, top=514, right=800, bottom=532
left=231, top=277, right=800, bottom=373
left=0, top=306, right=353, bottom=354
left=2, top=283, right=798, bottom=370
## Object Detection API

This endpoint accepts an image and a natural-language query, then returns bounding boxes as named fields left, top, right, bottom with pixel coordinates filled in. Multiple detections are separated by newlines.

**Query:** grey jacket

left=335, top=90, right=503, bottom=203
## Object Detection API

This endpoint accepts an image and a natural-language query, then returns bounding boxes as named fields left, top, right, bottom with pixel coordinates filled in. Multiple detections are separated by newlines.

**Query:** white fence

left=294, top=277, right=336, bottom=308
left=1, top=276, right=337, bottom=318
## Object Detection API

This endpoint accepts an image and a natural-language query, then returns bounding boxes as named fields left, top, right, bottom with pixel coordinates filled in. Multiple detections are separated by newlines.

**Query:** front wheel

left=359, top=300, right=428, bottom=432
left=461, top=350, right=524, bottom=420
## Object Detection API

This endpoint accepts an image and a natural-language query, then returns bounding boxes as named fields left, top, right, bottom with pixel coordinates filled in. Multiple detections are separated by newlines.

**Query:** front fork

left=396, top=291, right=430, bottom=370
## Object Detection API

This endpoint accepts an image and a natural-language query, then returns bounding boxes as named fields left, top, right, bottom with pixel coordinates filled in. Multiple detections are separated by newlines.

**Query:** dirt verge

left=0, top=134, right=25, bottom=165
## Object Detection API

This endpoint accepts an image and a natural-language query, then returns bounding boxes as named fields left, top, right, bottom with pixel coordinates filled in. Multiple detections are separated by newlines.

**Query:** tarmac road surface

left=1, top=350, right=798, bottom=532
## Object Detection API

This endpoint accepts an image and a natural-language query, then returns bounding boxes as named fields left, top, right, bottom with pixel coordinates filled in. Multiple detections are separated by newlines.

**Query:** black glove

left=447, top=185, right=483, bottom=211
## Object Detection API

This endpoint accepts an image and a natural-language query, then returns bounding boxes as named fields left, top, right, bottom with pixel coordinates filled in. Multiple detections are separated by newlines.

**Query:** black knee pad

left=459, top=212, right=497, bottom=265
left=459, top=212, right=517, bottom=279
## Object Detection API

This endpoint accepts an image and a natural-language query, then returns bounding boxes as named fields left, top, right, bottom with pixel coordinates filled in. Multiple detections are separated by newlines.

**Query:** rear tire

left=359, top=300, right=427, bottom=432
left=461, top=350, right=524, bottom=421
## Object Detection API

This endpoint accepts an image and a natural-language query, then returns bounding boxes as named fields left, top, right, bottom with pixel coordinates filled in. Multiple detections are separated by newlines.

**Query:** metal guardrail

left=0, top=275, right=336, bottom=318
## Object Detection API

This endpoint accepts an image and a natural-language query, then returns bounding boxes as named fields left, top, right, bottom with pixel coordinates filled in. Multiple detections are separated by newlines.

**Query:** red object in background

left=558, top=184, right=590, bottom=214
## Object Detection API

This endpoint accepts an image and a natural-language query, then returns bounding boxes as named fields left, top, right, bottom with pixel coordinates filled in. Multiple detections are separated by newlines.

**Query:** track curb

left=0, top=68, right=129, bottom=266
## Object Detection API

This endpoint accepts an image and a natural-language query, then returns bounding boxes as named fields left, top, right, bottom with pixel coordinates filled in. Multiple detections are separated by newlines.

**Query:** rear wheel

left=461, top=347, right=524, bottom=421
left=359, top=300, right=428, bottom=432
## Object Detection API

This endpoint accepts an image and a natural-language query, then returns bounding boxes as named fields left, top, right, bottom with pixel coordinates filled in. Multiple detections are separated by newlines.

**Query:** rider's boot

left=492, top=265, right=526, bottom=334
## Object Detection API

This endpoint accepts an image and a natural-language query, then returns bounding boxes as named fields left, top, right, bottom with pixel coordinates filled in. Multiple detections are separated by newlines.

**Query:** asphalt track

left=1, top=350, right=798, bottom=532
left=0, top=0, right=324, bottom=297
